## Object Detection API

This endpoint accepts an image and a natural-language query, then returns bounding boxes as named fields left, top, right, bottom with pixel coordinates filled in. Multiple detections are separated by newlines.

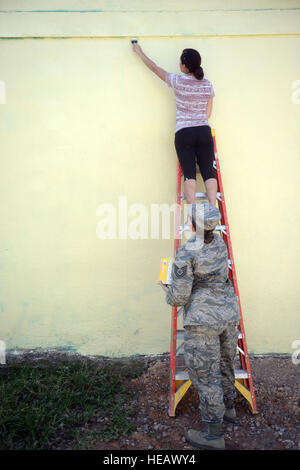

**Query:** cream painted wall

left=0, top=1, right=299, bottom=356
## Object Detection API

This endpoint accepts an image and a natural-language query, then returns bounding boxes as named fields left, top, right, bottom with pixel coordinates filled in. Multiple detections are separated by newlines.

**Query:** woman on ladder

left=132, top=41, right=217, bottom=207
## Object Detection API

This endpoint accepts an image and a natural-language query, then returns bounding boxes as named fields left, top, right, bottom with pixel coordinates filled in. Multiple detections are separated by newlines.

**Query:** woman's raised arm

left=132, top=41, right=167, bottom=83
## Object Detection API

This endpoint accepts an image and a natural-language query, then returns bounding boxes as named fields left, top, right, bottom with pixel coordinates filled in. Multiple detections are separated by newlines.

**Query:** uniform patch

left=173, top=263, right=187, bottom=279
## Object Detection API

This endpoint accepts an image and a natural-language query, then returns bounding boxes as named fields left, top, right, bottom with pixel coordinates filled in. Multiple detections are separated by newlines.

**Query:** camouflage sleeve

left=166, top=248, right=194, bottom=307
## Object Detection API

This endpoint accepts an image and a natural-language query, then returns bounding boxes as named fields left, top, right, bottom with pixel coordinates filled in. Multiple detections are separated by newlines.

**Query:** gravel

left=92, top=355, right=300, bottom=451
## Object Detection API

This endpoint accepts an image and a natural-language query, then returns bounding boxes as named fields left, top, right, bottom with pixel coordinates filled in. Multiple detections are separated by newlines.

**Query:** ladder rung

left=175, top=370, right=189, bottom=381
left=179, top=224, right=226, bottom=234
left=177, top=329, right=244, bottom=354
left=234, top=369, right=249, bottom=379
left=216, top=225, right=226, bottom=234
left=177, top=329, right=243, bottom=342
left=177, top=335, right=244, bottom=357
left=181, top=191, right=207, bottom=201
left=176, top=368, right=249, bottom=382
left=179, top=225, right=191, bottom=233
left=178, top=329, right=243, bottom=343
left=180, top=191, right=222, bottom=202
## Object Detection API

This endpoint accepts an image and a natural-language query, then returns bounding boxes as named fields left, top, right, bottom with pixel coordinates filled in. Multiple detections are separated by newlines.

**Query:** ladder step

left=216, top=225, right=226, bottom=234
left=175, top=370, right=189, bottom=381
left=176, top=330, right=244, bottom=357
left=179, top=224, right=226, bottom=234
left=234, top=369, right=249, bottom=379
left=180, top=191, right=222, bottom=202
left=175, top=368, right=249, bottom=381
left=181, top=191, right=206, bottom=201
left=178, top=329, right=242, bottom=340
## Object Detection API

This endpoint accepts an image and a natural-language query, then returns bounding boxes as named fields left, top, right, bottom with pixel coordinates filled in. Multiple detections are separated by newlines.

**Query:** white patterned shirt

left=165, top=73, right=215, bottom=133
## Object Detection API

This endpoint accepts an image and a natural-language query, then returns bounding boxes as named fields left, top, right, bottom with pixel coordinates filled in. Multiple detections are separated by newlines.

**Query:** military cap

left=189, top=202, right=220, bottom=231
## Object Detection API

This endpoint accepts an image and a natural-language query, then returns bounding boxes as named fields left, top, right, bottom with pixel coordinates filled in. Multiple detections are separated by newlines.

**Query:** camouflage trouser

left=184, top=322, right=239, bottom=424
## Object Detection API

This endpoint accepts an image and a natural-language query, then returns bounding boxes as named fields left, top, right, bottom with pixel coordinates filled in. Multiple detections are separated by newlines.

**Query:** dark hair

left=180, top=48, right=204, bottom=80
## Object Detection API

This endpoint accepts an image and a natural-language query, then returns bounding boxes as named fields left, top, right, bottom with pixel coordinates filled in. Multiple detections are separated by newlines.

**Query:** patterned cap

left=189, top=202, right=220, bottom=230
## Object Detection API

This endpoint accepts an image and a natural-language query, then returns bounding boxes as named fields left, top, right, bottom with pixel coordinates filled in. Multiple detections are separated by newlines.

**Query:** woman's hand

left=132, top=42, right=143, bottom=56
left=131, top=41, right=164, bottom=79
left=159, top=281, right=169, bottom=293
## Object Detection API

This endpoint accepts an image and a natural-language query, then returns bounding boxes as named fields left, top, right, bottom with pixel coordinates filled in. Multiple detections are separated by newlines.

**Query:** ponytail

left=194, top=66, right=204, bottom=80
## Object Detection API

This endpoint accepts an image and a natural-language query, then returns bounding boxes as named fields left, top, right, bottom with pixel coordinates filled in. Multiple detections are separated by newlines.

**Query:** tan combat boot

left=185, top=422, right=225, bottom=450
left=224, top=407, right=236, bottom=423
left=223, top=400, right=236, bottom=423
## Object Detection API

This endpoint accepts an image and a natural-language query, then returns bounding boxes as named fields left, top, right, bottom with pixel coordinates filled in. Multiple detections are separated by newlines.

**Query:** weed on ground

left=0, top=360, right=144, bottom=450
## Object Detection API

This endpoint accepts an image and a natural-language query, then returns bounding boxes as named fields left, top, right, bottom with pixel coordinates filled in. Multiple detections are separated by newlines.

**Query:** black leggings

left=174, top=125, right=216, bottom=181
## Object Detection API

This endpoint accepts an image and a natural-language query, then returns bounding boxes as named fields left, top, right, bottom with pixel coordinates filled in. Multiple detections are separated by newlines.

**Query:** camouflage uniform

left=166, top=202, right=240, bottom=424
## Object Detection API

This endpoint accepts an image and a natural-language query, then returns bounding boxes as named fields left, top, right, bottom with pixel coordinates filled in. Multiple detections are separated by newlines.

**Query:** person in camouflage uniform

left=161, top=202, right=240, bottom=450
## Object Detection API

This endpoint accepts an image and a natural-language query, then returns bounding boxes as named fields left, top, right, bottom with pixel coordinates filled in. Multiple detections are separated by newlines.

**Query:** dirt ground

left=94, top=355, right=300, bottom=451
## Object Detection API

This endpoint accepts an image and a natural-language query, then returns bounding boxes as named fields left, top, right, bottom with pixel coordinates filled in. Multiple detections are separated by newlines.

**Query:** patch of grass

left=0, top=360, right=142, bottom=450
